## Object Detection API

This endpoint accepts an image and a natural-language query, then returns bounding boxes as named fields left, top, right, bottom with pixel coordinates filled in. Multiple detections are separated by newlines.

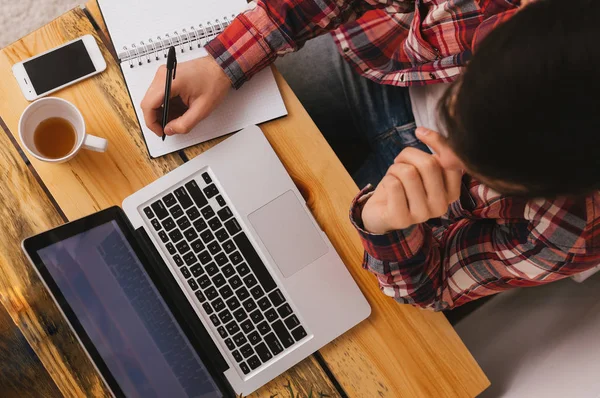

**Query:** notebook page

left=121, top=49, right=287, bottom=158
left=98, top=0, right=247, bottom=52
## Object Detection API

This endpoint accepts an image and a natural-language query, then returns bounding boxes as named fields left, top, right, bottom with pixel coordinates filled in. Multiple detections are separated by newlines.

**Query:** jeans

left=275, top=34, right=429, bottom=188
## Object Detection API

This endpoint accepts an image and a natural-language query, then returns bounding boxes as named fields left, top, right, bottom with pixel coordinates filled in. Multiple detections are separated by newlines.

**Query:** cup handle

left=83, top=134, right=108, bottom=153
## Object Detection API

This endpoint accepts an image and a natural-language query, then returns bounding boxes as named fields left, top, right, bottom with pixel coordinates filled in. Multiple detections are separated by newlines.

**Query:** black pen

left=161, top=46, right=177, bottom=141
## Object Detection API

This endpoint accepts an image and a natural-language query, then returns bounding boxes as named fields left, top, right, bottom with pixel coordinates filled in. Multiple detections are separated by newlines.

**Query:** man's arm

left=355, top=129, right=600, bottom=311
left=354, top=196, right=600, bottom=311
left=140, top=0, right=385, bottom=136
left=205, top=0, right=378, bottom=88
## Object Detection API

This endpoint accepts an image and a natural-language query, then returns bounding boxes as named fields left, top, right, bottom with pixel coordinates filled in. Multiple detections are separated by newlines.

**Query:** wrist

left=361, top=200, right=392, bottom=235
left=205, top=55, right=232, bottom=88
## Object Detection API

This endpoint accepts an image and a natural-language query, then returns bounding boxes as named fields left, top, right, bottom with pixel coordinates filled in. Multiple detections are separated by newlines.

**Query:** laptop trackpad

left=248, top=190, right=328, bottom=278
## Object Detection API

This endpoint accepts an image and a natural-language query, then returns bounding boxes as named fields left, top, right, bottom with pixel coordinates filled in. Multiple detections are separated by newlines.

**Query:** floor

left=0, top=0, right=79, bottom=48
left=456, top=273, right=600, bottom=398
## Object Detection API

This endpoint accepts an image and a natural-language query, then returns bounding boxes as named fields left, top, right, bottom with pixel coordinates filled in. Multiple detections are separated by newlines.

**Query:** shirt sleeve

left=472, top=8, right=518, bottom=51
left=205, top=0, right=371, bottom=88
left=350, top=187, right=600, bottom=311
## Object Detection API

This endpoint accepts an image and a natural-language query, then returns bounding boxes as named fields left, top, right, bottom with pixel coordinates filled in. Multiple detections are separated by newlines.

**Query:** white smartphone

left=12, top=35, right=107, bottom=101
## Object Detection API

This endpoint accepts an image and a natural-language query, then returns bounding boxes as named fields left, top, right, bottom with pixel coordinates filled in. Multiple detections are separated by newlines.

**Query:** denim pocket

left=379, top=121, right=431, bottom=158
left=371, top=122, right=422, bottom=172
left=354, top=122, right=434, bottom=187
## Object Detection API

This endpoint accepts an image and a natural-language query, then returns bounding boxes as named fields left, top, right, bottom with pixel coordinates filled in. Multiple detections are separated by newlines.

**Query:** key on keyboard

left=187, top=207, right=201, bottom=221
left=185, top=180, right=208, bottom=208
left=163, top=193, right=177, bottom=207
left=151, top=200, right=169, bottom=220
left=201, top=206, right=216, bottom=220
left=193, top=218, right=207, bottom=232
left=174, top=187, right=193, bottom=209
left=226, top=321, right=240, bottom=335
left=177, top=217, right=191, bottom=231
left=162, top=217, right=176, bottom=231
left=233, top=232, right=276, bottom=292
left=166, top=243, right=176, bottom=255
left=217, top=206, right=233, bottom=221
left=191, top=239, right=204, bottom=253
left=170, top=204, right=183, bottom=219
left=143, top=206, right=154, bottom=219
left=208, top=218, right=222, bottom=231
left=158, top=231, right=168, bottom=243
left=184, top=228, right=198, bottom=241
left=215, top=228, right=228, bottom=242
left=203, top=184, right=219, bottom=198
left=232, top=350, right=243, bottom=362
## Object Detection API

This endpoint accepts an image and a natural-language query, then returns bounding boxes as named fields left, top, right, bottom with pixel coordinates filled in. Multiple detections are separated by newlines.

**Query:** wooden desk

left=0, top=5, right=489, bottom=397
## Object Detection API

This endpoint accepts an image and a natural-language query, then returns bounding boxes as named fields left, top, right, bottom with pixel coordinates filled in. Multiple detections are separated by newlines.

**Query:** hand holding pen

left=140, top=53, right=232, bottom=138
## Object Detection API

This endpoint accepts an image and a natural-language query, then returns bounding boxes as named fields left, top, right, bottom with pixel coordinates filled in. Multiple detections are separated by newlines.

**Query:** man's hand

left=361, top=128, right=462, bottom=235
left=141, top=56, right=231, bottom=136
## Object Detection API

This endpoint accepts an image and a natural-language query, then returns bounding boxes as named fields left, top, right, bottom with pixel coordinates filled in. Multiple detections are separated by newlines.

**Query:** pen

left=161, top=46, right=177, bottom=141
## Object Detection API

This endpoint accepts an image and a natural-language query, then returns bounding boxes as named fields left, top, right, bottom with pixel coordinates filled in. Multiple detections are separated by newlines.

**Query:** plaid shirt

left=351, top=179, right=600, bottom=311
left=206, top=0, right=522, bottom=88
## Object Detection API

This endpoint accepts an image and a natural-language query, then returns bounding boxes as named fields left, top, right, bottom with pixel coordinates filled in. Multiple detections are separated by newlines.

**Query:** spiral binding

left=119, top=15, right=235, bottom=68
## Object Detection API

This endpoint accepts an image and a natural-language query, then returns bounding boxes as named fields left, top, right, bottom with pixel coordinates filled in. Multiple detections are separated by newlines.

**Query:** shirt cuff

left=349, top=185, right=426, bottom=263
left=205, top=4, right=294, bottom=89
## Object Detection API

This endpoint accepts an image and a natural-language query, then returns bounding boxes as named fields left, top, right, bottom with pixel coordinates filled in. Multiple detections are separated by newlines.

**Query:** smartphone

left=12, top=35, right=107, bottom=101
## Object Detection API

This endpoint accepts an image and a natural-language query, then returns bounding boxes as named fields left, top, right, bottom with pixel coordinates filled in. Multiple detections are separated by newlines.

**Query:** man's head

left=436, top=0, right=600, bottom=198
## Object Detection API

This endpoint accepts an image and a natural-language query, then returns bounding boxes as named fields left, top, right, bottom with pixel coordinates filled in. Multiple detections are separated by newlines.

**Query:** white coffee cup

left=18, top=97, right=108, bottom=163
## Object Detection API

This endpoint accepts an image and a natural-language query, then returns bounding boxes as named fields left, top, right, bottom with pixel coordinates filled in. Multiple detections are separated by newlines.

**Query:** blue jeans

left=275, top=34, right=429, bottom=188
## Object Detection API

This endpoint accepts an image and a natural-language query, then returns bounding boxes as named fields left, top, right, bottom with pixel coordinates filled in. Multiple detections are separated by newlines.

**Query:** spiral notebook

left=97, top=0, right=288, bottom=158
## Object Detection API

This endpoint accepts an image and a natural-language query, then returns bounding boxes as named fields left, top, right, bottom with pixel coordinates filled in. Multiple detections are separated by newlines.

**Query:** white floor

left=0, top=0, right=80, bottom=48
left=456, top=273, right=600, bottom=398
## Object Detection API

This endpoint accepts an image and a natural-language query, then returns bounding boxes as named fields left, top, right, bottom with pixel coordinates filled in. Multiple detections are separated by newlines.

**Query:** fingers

left=140, top=65, right=184, bottom=136
left=380, top=174, right=408, bottom=216
left=394, top=148, right=448, bottom=213
left=416, top=127, right=451, bottom=154
left=141, top=66, right=169, bottom=136
left=386, top=164, right=429, bottom=223
left=400, top=148, right=449, bottom=212
left=164, top=98, right=212, bottom=135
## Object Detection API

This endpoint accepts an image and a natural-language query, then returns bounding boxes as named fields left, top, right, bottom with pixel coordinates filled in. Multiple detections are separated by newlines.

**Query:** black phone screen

left=24, top=39, right=96, bottom=94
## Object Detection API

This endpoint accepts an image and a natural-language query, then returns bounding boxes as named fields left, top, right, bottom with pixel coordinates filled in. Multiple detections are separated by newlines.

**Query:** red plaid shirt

left=206, top=0, right=522, bottom=88
left=351, top=179, right=600, bottom=311
left=206, top=0, right=600, bottom=310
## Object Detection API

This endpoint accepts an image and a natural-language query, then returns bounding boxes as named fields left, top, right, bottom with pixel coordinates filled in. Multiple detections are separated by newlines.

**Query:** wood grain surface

left=0, top=7, right=338, bottom=398
left=0, top=293, right=61, bottom=398
left=0, top=114, right=112, bottom=396
left=0, top=4, right=490, bottom=397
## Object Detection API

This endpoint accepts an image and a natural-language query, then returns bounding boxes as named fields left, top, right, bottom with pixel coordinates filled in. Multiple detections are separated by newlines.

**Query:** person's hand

left=141, top=56, right=231, bottom=136
left=361, top=128, right=462, bottom=235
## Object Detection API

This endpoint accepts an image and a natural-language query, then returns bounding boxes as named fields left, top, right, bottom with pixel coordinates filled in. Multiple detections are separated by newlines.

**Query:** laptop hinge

left=132, top=226, right=235, bottom=394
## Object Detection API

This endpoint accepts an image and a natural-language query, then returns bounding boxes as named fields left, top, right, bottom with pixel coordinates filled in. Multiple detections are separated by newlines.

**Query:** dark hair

left=439, top=0, right=600, bottom=198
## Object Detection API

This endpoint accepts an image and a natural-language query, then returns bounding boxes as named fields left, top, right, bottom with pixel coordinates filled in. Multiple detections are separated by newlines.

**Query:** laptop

left=22, top=125, right=371, bottom=397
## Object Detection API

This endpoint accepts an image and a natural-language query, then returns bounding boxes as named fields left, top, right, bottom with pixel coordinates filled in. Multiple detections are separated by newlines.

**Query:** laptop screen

left=37, top=220, right=222, bottom=398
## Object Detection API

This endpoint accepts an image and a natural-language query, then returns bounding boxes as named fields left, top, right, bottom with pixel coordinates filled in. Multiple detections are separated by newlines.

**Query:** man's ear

left=416, top=127, right=466, bottom=170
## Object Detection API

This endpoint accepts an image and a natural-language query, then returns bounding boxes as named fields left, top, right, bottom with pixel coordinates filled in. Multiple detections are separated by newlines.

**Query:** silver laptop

left=23, top=125, right=371, bottom=397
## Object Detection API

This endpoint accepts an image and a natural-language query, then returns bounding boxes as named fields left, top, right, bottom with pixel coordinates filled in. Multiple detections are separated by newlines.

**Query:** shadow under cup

left=19, top=98, right=86, bottom=162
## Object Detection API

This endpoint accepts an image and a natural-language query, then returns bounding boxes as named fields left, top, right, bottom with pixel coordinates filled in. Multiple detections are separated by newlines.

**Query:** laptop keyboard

left=142, top=171, right=308, bottom=376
